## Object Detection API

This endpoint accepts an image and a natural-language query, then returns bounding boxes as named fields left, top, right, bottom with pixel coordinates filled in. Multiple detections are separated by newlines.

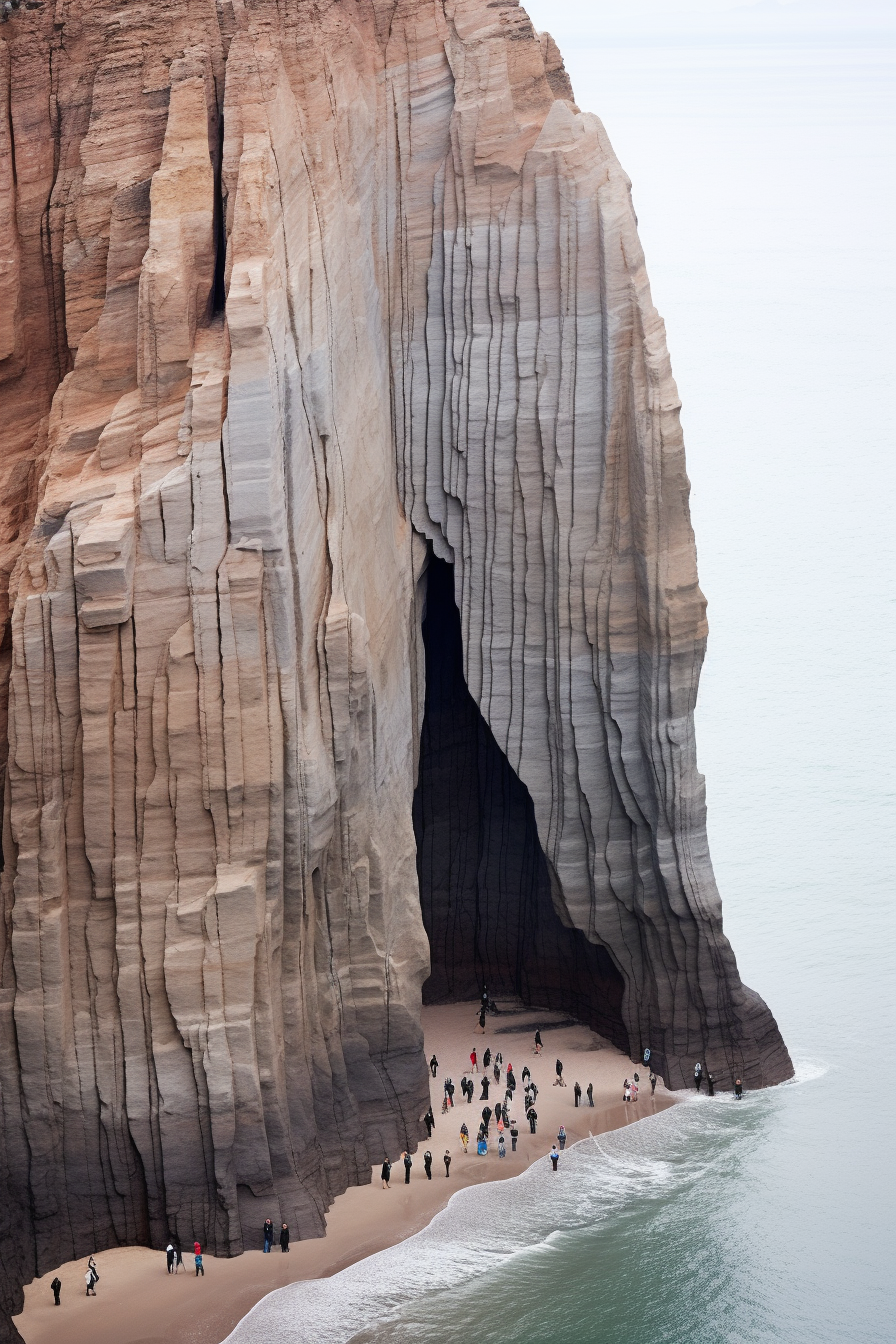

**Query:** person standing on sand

left=403, top=1151, right=412, bottom=1183
left=263, top=1219, right=274, bottom=1252
left=460, top=1123, right=469, bottom=1152
left=498, top=1133, right=506, bottom=1158
left=707, top=1073, right=715, bottom=1097
left=694, top=1062, right=703, bottom=1092
left=470, top=1049, right=478, bottom=1073
left=424, top=1107, right=434, bottom=1138
left=424, top=1150, right=433, bottom=1179
left=280, top=1223, right=290, bottom=1252
left=649, top=1071, right=657, bottom=1096
left=586, top=1083, right=594, bottom=1107
left=166, top=1242, right=175, bottom=1273
left=623, top=1079, right=631, bottom=1103
left=557, top=1125, right=567, bottom=1150
left=493, top=1061, right=500, bottom=1084
left=444, top=1150, right=452, bottom=1176
left=574, top=1082, right=581, bottom=1107
left=481, top=1105, right=492, bottom=1133
left=194, top=1247, right=204, bottom=1277
left=480, top=1075, right=490, bottom=1100
left=84, top=1267, right=96, bottom=1297
left=51, top=1277, right=61, bottom=1306
left=430, top=1054, right=438, bottom=1077
left=483, top=1048, right=492, bottom=1069
left=527, top=1107, right=538, bottom=1134
left=522, top=1065, right=531, bottom=1085
left=631, top=1080, right=639, bottom=1103
left=510, top=1122, right=519, bottom=1152
left=735, top=1078, right=744, bottom=1099
left=554, top=1059, right=565, bottom=1086
left=381, top=1159, right=392, bottom=1188
left=478, top=1008, right=486, bottom=1032
left=534, top=1030, right=542, bottom=1055
left=549, top=1146, right=560, bottom=1172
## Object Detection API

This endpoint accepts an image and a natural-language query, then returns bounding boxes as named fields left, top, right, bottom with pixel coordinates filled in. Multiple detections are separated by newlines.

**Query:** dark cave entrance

left=412, top=554, right=629, bottom=1051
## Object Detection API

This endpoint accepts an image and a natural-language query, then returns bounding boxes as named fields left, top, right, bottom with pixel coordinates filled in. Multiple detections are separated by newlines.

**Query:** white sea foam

left=222, top=1103, right=727, bottom=1344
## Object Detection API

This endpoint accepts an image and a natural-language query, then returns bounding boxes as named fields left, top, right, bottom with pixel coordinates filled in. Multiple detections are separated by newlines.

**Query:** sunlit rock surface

left=0, top=0, right=791, bottom=1335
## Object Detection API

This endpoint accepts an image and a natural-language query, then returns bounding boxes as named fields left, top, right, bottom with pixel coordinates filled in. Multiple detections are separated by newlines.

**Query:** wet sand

left=15, top=1001, right=674, bottom=1344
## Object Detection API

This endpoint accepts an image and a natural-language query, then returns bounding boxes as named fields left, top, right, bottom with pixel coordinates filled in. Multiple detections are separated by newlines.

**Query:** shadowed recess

left=413, top=554, right=628, bottom=1052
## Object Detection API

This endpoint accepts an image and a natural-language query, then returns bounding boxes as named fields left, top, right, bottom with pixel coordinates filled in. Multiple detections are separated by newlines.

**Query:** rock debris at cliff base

left=0, top=0, right=792, bottom=1338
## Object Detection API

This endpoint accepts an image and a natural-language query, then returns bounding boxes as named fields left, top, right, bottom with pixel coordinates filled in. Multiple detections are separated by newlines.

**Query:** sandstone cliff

left=0, top=0, right=791, bottom=1334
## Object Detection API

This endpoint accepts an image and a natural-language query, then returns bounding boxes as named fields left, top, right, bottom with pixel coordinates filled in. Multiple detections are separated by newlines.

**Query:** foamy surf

left=222, top=1099, right=753, bottom=1344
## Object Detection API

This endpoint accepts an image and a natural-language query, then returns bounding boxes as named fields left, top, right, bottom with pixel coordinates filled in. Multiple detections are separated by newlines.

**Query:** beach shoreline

left=15, top=1001, right=675, bottom=1344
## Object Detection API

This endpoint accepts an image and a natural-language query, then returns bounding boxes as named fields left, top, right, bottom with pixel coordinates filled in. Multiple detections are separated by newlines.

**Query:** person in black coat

left=279, top=1223, right=290, bottom=1252
left=429, top=1055, right=439, bottom=1077
left=480, top=1076, right=490, bottom=1100
left=51, top=1277, right=61, bottom=1306
left=707, top=1073, right=715, bottom=1097
left=381, top=1160, right=391, bottom=1188
left=403, top=1151, right=413, bottom=1183
left=483, top=1048, right=492, bottom=1069
left=423, top=1150, right=433, bottom=1179
left=586, top=1083, right=594, bottom=1107
left=424, top=1107, right=434, bottom=1137
left=574, top=1082, right=582, bottom=1107
left=527, top=1107, right=538, bottom=1134
left=555, top=1059, right=565, bottom=1086
left=481, top=1105, right=492, bottom=1132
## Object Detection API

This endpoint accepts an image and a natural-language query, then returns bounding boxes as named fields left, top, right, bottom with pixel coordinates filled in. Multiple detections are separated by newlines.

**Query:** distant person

left=707, top=1073, right=715, bottom=1097
left=444, top=1150, right=452, bottom=1176
left=174, top=1241, right=184, bottom=1273
left=480, top=1076, right=490, bottom=1100
left=424, top=1107, right=434, bottom=1138
left=694, top=1062, right=703, bottom=1092
left=381, top=1159, right=392, bottom=1188
left=481, top=1105, right=492, bottom=1132
left=477, top=1137, right=487, bottom=1156
left=527, top=1107, right=538, bottom=1134
left=166, top=1242, right=175, bottom=1273
left=465, top=1078, right=474, bottom=1103
left=470, top=1049, right=478, bottom=1073
left=549, top=1146, right=560, bottom=1172
left=554, top=1059, right=565, bottom=1086
left=586, top=1083, right=594, bottom=1107
left=534, top=1030, right=543, bottom=1055
left=483, top=1048, right=492, bottom=1069
left=734, top=1078, right=743, bottom=1099
left=507, top=1069, right=516, bottom=1093
left=194, top=1247, right=204, bottom=1277
left=403, top=1151, right=412, bottom=1184
left=424, top=1149, right=433, bottom=1179
left=557, top=1125, right=567, bottom=1150
left=510, top=1122, right=519, bottom=1152
left=623, top=1079, right=631, bottom=1103
left=85, top=1256, right=98, bottom=1296
left=446, top=1078, right=455, bottom=1107
left=51, top=1277, right=61, bottom=1306
left=263, top=1219, right=274, bottom=1252
left=478, top=1008, right=486, bottom=1032
left=649, top=1071, right=657, bottom=1096
left=522, top=1065, right=531, bottom=1085
left=494, top=1061, right=500, bottom=1084
left=430, top=1054, right=439, bottom=1077
left=460, top=1123, right=469, bottom=1152
left=498, top=1133, right=506, bottom=1158
left=573, top=1082, right=581, bottom=1107
left=631, top=1080, right=639, bottom=1103
left=530, top=1081, right=538, bottom=1101
left=280, top=1223, right=290, bottom=1252
left=495, top=1052, right=503, bottom=1067
left=481, top=986, right=489, bottom=1010
left=643, top=1046, right=651, bottom=1067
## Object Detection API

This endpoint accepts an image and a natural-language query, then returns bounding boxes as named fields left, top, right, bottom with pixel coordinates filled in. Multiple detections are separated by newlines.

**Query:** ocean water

left=225, top=28, right=896, bottom=1344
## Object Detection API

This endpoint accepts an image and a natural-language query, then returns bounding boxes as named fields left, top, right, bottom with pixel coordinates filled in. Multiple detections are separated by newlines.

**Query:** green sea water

left=225, top=22, right=896, bottom=1344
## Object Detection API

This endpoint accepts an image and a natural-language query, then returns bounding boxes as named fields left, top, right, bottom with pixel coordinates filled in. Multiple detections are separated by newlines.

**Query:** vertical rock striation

left=0, top=0, right=791, bottom=1336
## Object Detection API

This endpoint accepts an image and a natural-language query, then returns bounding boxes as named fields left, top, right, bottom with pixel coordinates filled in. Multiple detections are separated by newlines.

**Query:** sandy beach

left=15, top=1001, right=674, bottom=1344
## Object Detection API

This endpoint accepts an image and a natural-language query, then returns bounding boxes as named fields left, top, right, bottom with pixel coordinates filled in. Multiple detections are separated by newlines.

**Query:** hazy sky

left=521, top=0, right=896, bottom=41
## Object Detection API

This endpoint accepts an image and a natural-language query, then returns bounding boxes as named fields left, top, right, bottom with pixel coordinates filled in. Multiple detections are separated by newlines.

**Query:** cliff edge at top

left=0, top=0, right=792, bottom=1336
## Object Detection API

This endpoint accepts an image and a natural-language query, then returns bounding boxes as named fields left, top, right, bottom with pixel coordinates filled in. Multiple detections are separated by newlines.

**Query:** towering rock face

left=0, top=0, right=791, bottom=1335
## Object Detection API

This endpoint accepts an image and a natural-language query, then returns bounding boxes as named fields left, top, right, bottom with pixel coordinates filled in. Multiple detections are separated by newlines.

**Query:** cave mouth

left=412, top=553, right=629, bottom=1053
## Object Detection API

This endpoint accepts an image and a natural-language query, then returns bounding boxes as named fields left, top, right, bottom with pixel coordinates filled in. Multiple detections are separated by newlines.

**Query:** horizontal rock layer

left=0, top=0, right=791, bottom=1336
